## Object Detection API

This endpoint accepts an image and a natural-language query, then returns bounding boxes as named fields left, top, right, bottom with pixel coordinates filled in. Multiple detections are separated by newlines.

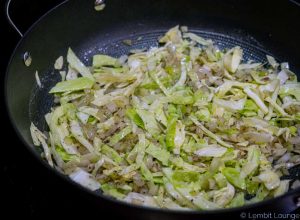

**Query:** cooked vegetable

left=222, top=167, right=246, bottom=190
left=94, top=3, right=105, bottom=11
left=194, top=145, right=227, bottom=157
left=67, top=48, right=94, bottom=80
left=223, top=47, right=242, bottom=73
left=30, top=123, right=53, bottom=166
left=49, top=77, right=94, bottom=93
left=69, top=168, right=100, bottom=190
left=30, top=26, right=300, bottom=210
left=257, top=171, right=280, bottom=190
left=23, top=51, right=32, bottom=67
left=54, top=56, right=64, bottom=70
left=241, top=146, right=260, bottom=178
left=35, top=71, right=42, bottom=88
left=146, top=143, right=170, bottom=166
left=93, top=54, right=120, bottom=68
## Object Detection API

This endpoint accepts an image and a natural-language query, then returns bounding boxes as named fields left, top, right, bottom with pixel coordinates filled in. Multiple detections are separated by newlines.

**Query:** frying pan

left=5, top=0, right=300, bottom=218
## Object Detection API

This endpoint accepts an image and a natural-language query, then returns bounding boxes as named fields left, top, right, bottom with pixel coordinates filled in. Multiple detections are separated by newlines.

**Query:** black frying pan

left=5, top=0, right=300, bottom=219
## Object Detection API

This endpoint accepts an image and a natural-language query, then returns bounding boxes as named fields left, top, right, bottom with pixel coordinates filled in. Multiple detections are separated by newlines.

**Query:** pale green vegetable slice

left=244, top=87, right=268, bottom=114
left=93, top=54, right=120, bottom=67
left=49, top=77, right=94, bottom=93
left=108, top=126, right=132, bottom=146
left=146, top=143, right=170, bottom=166
left=241, top=146, right=260, bottom=178
left=190, top=116, right=233, bottom=148
left=257, top=170, right=280, bottom=190
left=67, top=48, right=94, bottom=80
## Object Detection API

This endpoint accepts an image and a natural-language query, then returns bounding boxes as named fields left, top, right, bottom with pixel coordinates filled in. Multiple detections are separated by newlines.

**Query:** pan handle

left=5, top=0, right=71, bottom=38
left=6, top=0, right=23, bottom=37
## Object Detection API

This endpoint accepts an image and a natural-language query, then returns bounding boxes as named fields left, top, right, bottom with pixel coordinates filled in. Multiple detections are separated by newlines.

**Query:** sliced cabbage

left=264, top=80, right=280, bottom=120
left=223, top=47, right=243, bottom=73
left=93, top=54, right=120, bottom=68
left=266, top=55, right=279, bottom=69
left=159, top=26, right=182, bottom=44
left=124, top=192, right=158, bottom=207
left=242, top=117, right=278, bottom=135
left=194, top=145, right=227, bottom=157
left=151, top=101, right=168, bottom=126
left=248, top=185, right=270, bottom=203
left=149, top=71, right=170, bottom=96
left=140, top=162, right=153, bottom=181
left=168, top=93, right=194, bottom=105
left=222, top=167, right=246, bottom=190
left=170, top=157, right=205, bottom=173
left=238, top=63, right=261, bottom=70
left=250, top=71, right=269, bottom=85
left=31, top=26, right=300, bottom=210
left=78, top=106, right=101, bottom=121
left=172, top=170, right=200, bottom=182
left=265, top=97, right=288, bottom=117
left=183, top=32, right=210, bottom=46
left=190, top=116, right=233, bottom=148
left=67, top=48, right=94, bottom=80
left=69, top=168, right=100, bottom=191
left=48, top=105, right=78, bottom=154
left=163, top=168, right=219, bottom=210
left=243, top=132, right=274, bottom=144
left=277, top=70, right=289, bottom=85
left=94, top=71, right=136, bottom=83
left=172, top=57, right=188, bottom=88
left=279, top=83, right=300, bottom=101
left=241, top=146, right=260, bottom=178
left=136, top=109, right=161, bottom=137
left=173, top=121, right=185, bottom=155
left=127, top=134, right=148, bottom=165
left=195, top=108, right=211, bottom=122
left=49, top=77, right=94, bottom=93
left=126, top=108, right=145, bottom=129
left=70, top=120, right=95, bottom=153
left=214, top=98, right=246, bottom=112
left=244, top=87, right=268, bottom=114
left=213, top=183, right=235, bottom=207
left=228, top=192, right=245, bottom=208
left=257, top=170, right=280, bottom=190
left=55, top=145, right=79, bottom=162
left=166, top=117, right=185, bottom=154
left=76, top=112, right=89, bottom=124
left=30, top=123, right=53, bottom=166
left=54, top=56, right=64, bottom=70
left=146, top=143, right=170, bottom=166
left=108, top=126, right=132, bottom=146
left=35, top=71, right=42, bottom=88
left=102, top=144, right=123, bottom=164
left=273, top=180, right=289, bottom=197
left=214, top=173, right=227, bottom=188
left=164, top=179, right=194, bottom=208
left=101, top=184, right=126, bottom=199
left=216, top=80, right=255, bottom=97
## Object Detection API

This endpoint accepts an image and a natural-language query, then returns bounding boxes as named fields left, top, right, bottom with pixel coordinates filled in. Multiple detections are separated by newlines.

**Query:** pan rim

left=4, top=0, right=300, bottom=215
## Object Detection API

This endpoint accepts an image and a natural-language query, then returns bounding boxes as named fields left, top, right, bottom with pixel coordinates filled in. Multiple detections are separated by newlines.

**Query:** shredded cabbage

left=67, top=48, right=94, bottom=80
left=69, top=168, right=100, bottom=191
left=49, top=77, right=94, bottom=93
left=30, top=26, right=300, bottom=210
